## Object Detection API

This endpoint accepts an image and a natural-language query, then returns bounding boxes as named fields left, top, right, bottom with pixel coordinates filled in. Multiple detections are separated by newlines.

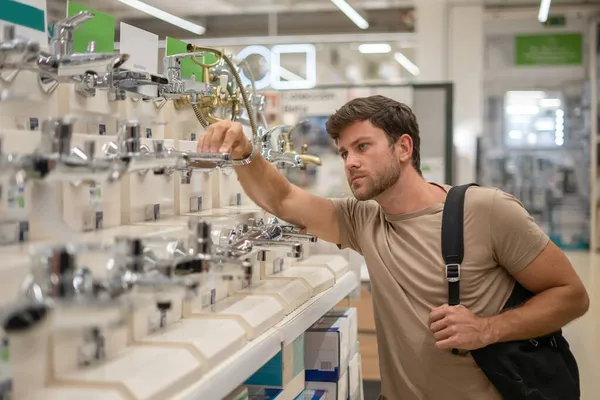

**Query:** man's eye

left=341, top=151, right=348, bottom=159
left=358, top=144, right=368, bottom=151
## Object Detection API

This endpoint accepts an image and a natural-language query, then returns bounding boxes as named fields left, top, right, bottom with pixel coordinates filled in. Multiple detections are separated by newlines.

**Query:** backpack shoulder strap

left=441, top=183, right=479, bottom=306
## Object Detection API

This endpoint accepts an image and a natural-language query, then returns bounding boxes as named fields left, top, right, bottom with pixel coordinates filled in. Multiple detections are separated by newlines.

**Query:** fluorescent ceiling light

left=394, top=52, right=420, bottom=76
left=117, top=0, right=205, bottom=35
left=539, top=98, right=561, bottom=107
left=506, top=105, right=539, bottom=115
left=330, top=0, right=369, bottom=30
left=509, top=130, right=523, bottom=140
left=538, top=0, right=551, bottom=23
left=358, top=44, right=391, bottom=54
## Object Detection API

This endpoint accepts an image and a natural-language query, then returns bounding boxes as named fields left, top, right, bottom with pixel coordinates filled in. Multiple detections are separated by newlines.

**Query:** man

left=197, top=95, right=589, bottom=399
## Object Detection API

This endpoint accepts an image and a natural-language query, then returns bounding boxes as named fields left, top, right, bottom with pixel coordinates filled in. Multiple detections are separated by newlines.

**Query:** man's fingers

left=220, top=129, right=240, bottom=153
left=430, top=318, right=450, bottom=333
left=429, top=307, right=449, bottom=325
left=433, top=327, right=453, bottom=342
left=196, top=135, right=205, bottom=152
left=434, top=337, right=458, bottom=350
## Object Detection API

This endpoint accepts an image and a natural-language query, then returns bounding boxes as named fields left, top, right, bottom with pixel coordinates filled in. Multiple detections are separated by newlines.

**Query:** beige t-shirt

left=331, top=184, right=549, bottom=400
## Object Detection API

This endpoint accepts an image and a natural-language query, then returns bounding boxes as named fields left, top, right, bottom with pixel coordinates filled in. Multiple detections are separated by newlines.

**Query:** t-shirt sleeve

left=490, top=189, right=550, bottom=275
left=329, top=197, right=364, bottom=254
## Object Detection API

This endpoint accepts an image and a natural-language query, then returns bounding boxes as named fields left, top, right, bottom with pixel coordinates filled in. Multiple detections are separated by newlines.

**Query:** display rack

left=173, top=272, right=358, bottom=400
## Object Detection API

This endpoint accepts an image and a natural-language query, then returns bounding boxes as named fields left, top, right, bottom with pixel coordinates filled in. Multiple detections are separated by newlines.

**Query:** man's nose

left=345, top=153, right=360, bottom=170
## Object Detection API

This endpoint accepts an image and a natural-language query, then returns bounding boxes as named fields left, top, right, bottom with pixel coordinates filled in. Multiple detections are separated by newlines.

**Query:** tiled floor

left=360, top=251, right=599, bottom=400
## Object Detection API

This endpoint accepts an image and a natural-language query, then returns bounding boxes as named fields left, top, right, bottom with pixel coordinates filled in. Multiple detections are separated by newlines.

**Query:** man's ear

left=395, top=134, right=413, bottom=163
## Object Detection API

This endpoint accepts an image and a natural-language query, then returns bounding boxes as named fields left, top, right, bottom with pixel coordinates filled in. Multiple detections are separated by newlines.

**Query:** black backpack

left=441, top=183, right=580, bottom=399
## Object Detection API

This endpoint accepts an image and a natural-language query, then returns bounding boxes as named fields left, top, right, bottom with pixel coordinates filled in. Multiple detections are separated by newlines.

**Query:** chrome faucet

left=256, top=125, right=303, bottom=168
left=172, top=218, right=254, bottom=285
left=49, top=11, right=94, bottom=57
left=0, top=25, right=41, bottom=82
left=218, top=222, right=304, bottom=259
left=251, top=217, right=317, bottom=243
left=1, top=244, right=132, bottom=334
left=0, top=117, right=127, bottom=184
left=102, top=120, right=231, bottom=176
left=160, top=52, right=214, bottom=103
left=38, top=12, right=128, bottom=93
left=276, top=121, right=322, bottom=170
left=109, top=69, right=169, bottom=101
left=107, top=237, right=199, bottom=301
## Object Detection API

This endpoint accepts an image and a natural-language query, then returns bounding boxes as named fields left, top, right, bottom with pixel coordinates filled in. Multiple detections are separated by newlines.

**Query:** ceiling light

left=358, top=44, right=391, bottom=54
left=330, top=0, right=369, bottom=30
left=394, top=52, right=420, bottom=76
left=117, top=0, right=205, bottom=35
left=538, top=0, right=551, bottom=23
left=539, top=98, right=561, bottom=107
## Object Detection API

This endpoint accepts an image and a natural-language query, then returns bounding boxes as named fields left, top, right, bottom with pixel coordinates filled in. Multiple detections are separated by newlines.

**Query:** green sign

left=67, top=1, right=115, bottom=53
left=544, top=15, right=566, bottom=27
left=0, top=0, right=45, bottom=32
left=515, top=33, right=582, bottom=66
left=165, top=37, right=218, bottom=82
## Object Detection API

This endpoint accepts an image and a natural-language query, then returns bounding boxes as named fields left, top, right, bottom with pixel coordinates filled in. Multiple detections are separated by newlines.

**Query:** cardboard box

left=348, top=351, right=361, bottom=400
left=305, top=370, right=348, bottom=400
left=324, top=307, right=358, bottom=358
left=305, top=316, right=351, bottom=383
left=246, top=334, right=304, bottom=388
left=225, top=386, right=249, bottom=400
left=247, top=371, right=305, bottom=400
left=294, top=389, right=326, bottom=399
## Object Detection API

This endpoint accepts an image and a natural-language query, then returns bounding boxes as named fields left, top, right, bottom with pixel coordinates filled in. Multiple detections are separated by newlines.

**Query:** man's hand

left=429, top=304, right=496, bottom=351
left=197, top=120, right=253, bottom=160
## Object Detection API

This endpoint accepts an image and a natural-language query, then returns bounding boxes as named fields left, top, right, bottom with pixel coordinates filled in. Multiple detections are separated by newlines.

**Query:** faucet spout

left=246, top=239, right=303, bottom=259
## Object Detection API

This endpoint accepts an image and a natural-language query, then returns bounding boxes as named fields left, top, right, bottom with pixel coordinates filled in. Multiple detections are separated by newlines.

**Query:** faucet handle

left=84, top=140, right=96, bottom=159
left=55, top=11, right=95, bottom=31
left=39, top=116, right=78, bottom=155
left=163, top=52, right=206, bottom=70
left=152, top=140, right=164, bottom=153
left=3, top=25, right=15, bottom=41
left=284, top=120, right=309, bottom=141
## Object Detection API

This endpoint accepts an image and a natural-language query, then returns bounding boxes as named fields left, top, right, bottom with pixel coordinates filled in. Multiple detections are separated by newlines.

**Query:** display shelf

left=172, top=271, right=358, bottom=400
left=275, top=272, right=357, bottom=346
left=172, top=329, right=281, bottom=400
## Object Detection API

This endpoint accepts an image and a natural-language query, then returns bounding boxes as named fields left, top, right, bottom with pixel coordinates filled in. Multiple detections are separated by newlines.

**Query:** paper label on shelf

left=0, top=336, right=12, bottom=399
left=119, top=23, right=159, bottom=74
left=89, top=185, right=102, bottom=211
left=77, top=328, right=106, bottom=367
left=0, top=182, right=28, bottom=243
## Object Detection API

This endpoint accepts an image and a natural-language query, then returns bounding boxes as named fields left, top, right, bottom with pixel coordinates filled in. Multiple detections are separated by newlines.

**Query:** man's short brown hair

left=325, top=95, right=421, bottom=173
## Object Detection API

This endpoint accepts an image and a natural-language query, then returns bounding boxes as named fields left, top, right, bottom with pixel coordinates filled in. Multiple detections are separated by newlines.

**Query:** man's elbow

left=569, top=284, right=590, bottom=319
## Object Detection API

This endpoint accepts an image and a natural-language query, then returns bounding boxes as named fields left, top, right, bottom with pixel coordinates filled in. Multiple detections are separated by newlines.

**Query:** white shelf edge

left=173, top=271, right=358, bottom=400
left=174, top=329, right=281, bottom=400
left=276, top=272, right=358, bottom=346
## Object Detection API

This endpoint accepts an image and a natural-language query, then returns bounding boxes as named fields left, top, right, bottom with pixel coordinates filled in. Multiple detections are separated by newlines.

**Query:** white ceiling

left=46, top=0, right=600, bottom=39
left=64, top=0, right=413, bottom=18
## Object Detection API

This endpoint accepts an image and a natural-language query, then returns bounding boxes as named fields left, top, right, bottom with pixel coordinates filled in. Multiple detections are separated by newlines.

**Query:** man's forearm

left=484, top=285, right=588, bottom=344
left=234, top=154, right=292, bottom=215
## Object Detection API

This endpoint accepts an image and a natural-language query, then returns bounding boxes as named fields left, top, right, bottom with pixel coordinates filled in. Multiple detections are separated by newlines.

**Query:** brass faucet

left=278, top=121, right=322, bottom=170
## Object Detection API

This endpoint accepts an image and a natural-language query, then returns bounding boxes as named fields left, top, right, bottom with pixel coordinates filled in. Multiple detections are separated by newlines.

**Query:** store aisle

left=563, top=251, right=599, bottom=400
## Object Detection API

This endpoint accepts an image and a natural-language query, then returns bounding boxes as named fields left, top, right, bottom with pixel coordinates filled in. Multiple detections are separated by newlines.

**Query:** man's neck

left=376, top=169, right=447, bottom=215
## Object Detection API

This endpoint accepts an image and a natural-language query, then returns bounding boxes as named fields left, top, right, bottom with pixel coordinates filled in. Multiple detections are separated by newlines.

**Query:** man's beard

left=350, top=157, right=401, bottom=201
